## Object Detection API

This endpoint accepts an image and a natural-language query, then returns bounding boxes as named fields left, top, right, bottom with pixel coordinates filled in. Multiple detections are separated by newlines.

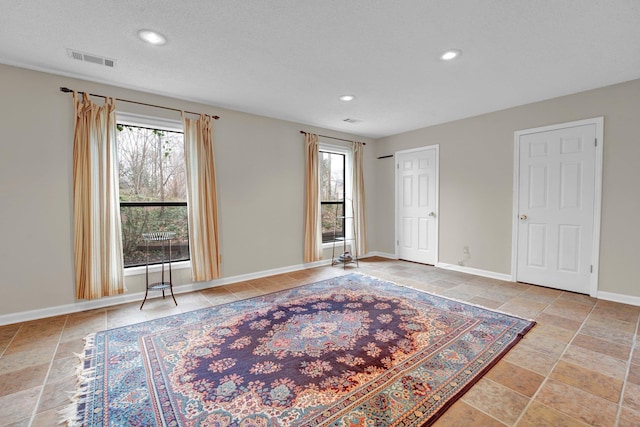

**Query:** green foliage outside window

left=117, top=124, right=190, bottom=267
left=320, top=151, right=345, bottom=242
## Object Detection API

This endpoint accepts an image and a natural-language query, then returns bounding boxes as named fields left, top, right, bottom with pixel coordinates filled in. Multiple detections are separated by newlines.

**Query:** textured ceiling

left=1, top=1, right=639, bottom=138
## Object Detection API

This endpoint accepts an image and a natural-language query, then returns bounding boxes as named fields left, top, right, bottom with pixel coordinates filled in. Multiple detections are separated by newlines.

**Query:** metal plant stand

left=331, top=213, right=359, bottom=269
left=140, top=231, right=178, bottom=309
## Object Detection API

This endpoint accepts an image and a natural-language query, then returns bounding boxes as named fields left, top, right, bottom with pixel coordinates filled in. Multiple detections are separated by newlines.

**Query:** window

left=116, top=115, right=190, bottom=267
left=320, top=147, right=351, bottom=243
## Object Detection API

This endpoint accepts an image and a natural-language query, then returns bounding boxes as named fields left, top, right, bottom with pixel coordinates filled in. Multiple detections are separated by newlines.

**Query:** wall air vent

left=67, top=49, right=116, bottom=68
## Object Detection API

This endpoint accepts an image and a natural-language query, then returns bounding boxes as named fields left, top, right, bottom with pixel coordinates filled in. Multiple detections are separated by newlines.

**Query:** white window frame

left=319, top=143, right=353, bottom=249
left=116, top=112, right=191, bottom=274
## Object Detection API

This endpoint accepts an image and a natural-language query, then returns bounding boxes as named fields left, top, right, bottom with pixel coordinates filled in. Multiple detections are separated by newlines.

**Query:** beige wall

left=374, top=78, right=640, bottom=297
left=1, top=62, right=638, bottom=320
left=0, top=64, right=375, bottom=317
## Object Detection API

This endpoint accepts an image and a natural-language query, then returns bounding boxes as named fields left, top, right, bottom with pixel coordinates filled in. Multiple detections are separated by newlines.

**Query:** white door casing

left=396, top=146, right=439, bottom=265
left=512, top=118, right=603, bottom=296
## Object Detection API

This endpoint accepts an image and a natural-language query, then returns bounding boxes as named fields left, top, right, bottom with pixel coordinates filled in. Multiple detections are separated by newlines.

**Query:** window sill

left=124, top=260, right=191, bottom=276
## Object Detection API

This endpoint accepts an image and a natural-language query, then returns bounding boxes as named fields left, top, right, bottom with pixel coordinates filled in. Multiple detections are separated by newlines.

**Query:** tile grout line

left=484, top=292, right=562, bottom=427
left=459, top=377, right=525, bottom=426
left=0, top=324, right=22, bottom=359
left=613, top=311, right=640, bottom=426
left=406, top=268, right=554, bottom=425
left=511, top=292, right=597, bottom=426
left=27, top=315, right=69, bottom=427
left=349, top=266, right=514, bottom=425
left=6, top=261, right=637, bottom=426
left=426, top=281, right=557, bottom=426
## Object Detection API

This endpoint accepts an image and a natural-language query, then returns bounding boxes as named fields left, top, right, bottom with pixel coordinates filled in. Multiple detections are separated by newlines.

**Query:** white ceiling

left=1, top=1, right=639, bottom=138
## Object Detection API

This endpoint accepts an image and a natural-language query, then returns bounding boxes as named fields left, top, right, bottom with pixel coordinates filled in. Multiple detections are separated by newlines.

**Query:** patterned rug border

left=63, top=272, right=536, bottom=427
left=370, top=272, right=538, bottom=323
left=363, top=273, right=537, bottom=425
left=357, top=273, right=537, bottom=425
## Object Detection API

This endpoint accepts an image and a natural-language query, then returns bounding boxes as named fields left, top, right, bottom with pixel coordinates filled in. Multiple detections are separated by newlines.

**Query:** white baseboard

left=436, top=264, right=640, bottom=307
left=365, top=255, right=511, bottom=283
left=436, top=262, right=512, bottom=282
left=7, top=257, right=639, bottom=325
left=364, top=254, right=511, bottom=281
left=0, top=259, right=333, bottom=326
left=364, top=251, right=398, bottom=260
left=597, top=291, right=640, bottom=307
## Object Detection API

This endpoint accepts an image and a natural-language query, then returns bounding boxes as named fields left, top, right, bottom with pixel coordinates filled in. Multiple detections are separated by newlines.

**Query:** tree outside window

left=117, top=124, right=190, bottom=267
left=320, top=151, right=345, bottom=243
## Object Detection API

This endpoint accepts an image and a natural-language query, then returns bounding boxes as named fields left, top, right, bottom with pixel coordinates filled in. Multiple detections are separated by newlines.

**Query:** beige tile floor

left=1, top=257, right=640, bottom=426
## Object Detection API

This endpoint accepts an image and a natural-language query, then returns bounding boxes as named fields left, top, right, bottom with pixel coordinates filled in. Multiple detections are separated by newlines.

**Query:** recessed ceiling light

left=441, top=49, right=462, bottom=61
left=339, top=95, right=356, bottom=102
left=137, top=29, right=167, bottom=46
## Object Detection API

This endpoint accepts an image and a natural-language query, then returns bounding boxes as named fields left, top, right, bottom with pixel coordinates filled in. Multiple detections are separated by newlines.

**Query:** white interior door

left=514, top=119, right=602, bottom=294
left=397, top=146, right=438, bottom=265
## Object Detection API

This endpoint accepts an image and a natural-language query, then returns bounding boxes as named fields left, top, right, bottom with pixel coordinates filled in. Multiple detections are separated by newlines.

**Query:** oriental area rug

left=66, top=273, right=535, bottom=426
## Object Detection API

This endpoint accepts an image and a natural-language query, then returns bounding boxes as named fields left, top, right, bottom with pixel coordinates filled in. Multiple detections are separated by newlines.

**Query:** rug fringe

left=59, top=333, right=98, bottom=426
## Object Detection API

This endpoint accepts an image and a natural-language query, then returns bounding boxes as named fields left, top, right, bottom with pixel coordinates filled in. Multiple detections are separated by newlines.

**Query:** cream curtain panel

left=304, top=133, right=323, bottom=262
left=183, top=114, right=220, bottom=281
left=352, top=141, right=368, bottom=256
left=72, top=92, right=125, bottom=300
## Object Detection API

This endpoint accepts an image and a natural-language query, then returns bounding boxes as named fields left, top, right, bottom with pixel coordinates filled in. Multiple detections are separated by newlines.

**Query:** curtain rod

left=300, top=130, right=366, bottom=145
left=59, top=87, right=220, bottom=120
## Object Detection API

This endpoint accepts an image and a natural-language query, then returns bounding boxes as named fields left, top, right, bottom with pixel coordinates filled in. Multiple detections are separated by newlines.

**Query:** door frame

left=510, top=117, right=604, bottom=297
left=395, top=144, right=440, bottom=264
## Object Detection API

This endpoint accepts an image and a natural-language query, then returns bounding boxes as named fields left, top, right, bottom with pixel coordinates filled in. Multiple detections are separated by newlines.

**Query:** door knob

left=519, top=214, right=528, bottom=221
left=429, top=212, right=436, bottom=217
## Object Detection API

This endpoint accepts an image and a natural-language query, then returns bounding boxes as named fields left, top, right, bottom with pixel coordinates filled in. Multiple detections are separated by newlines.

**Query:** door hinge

left=397, top=163, right=399, bottom=170
left=590, top=265, right=593, bottom=273
left=397, top=240, right=399, bottom=246
left=595, top=138, right=597, bottom=147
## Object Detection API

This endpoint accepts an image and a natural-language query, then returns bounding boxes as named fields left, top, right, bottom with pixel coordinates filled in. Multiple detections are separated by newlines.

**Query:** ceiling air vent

left=343, top=118, right=360, bottom=124
left=67, top=49, right=116, bottom=68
